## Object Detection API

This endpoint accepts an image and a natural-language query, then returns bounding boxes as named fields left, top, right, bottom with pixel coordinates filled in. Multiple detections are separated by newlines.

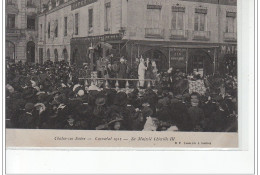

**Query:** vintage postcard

left=5, top=0, right=238, bottom=148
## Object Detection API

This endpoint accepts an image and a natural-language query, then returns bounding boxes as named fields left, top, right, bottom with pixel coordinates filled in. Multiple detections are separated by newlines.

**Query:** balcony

left=223, top=32, right=237, bottom=42
left=192, top=31, right=211, bottom=41
left=145, top=28, right=164, bottom=39
left=170, top=29, right=188, bottom=40
left=6, top=3, right=19, bottom=14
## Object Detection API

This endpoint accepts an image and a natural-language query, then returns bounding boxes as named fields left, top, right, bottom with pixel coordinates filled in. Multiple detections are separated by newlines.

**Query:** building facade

left=6, top=0, right=45, bottom=63
left=37, top=0, right=237, bottom=75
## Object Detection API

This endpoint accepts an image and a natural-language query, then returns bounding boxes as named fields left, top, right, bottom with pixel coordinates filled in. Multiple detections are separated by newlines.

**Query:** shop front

left=70, top=33, right=124, bottom=67
left=218, top=44, right=237, bottom=76
left=169, top=47, right=215, bottom=76
left=125, top=40, right=218, bottom=76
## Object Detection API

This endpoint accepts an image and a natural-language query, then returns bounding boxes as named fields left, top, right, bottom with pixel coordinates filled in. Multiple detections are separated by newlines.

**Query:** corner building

left=6, top=0, right=43, bottom=63
left=37, top=0, right=237, bottom=75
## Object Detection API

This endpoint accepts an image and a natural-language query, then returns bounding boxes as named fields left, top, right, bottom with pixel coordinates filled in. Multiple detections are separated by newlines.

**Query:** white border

left=2, top=0, right=256, bottom=174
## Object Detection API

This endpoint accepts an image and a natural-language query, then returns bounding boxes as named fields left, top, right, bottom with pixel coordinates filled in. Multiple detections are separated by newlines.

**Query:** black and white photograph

left=5, top=0, right=238, bottom=138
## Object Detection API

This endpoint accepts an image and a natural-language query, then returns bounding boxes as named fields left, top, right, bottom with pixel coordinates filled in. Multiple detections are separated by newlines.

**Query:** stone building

left=5, top=0, right=46, bottom=63
left=37, top=0, right=237, bottom=75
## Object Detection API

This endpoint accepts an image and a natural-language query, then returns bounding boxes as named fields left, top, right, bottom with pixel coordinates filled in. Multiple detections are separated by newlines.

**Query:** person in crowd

left=145, top=58, right=153, bottom=80
left=5, top=59, right=238, bottom=132
left=138, top=57, right=147, bottom=88
left=152, top=60, right=158, bottom=79
left=118, top=57, right=128, bottom=88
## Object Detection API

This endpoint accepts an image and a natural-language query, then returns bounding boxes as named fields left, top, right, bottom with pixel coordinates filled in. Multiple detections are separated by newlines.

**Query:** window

left=54, top=20, right=58, bottom=37
left=64, top=17, right=68, bottom=36
left=51, top=0, right=56, bottom=8
left=27, top=0, right=35, bottom=7
left=7, top=0, right=13, bottom=5
left=75, top=13, right=79, bottom=35
left=40, top=24, right=42, bottom=40
left=194, top=9, right=207, bottom=31
left=172, top=6, right=185, bottom=30
left=104, top=2, right=111, bottom=31
left=146, top=5, right=161, bottom=29
left=88, top=8, right=93, bottom=32
left=226, top=12, right=236, bottom=33
left=54, top=49, right=58, bottom=62
left=47, top=49, right=50, bottom=60
left=48, top=22, right=50, bottom=38
left=7, top=14, right=15, bottom=29
left=27, top=16, right=35, bottom=30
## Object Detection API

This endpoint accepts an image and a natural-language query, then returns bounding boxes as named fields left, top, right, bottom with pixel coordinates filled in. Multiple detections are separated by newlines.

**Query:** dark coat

left=187, top=106, right=205, bottom=131
left=118, top=63, right=127, bottom=79
left=18, top=112, right=36, bottom=129
left=145, top=61, right=153, bottom=79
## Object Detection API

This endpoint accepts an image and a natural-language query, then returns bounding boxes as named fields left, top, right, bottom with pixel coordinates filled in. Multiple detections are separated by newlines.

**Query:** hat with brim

left=108, top=112, right=123, bottom=125
left=95, top=96, right=106, bottom=106
left=25, top=103, right=34, bottom=111
left=142, top=106, right=153, bottom=118
left=114, top=92, right=127, bottom=106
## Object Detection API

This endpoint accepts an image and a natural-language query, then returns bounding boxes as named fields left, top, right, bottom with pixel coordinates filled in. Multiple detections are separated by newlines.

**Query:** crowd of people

left=6, top=59, right=238, bottom=132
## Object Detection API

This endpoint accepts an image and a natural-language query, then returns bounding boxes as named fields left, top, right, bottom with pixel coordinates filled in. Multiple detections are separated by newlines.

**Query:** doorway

left=62, top=48, right=68, bottom=62
left=6, top=40, right=15, bottom=61
left=26, top=41, right=35, bottom=63
left=54, top=49, right=58, bottom=62
left=188, top=49, right=214, bottom=76
left=142, top=49, right=168, bottom=72
left=39, top=48, right=43, bottom=64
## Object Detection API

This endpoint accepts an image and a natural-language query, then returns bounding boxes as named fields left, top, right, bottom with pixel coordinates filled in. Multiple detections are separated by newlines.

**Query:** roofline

left=38, top=0, right=76, bottom=17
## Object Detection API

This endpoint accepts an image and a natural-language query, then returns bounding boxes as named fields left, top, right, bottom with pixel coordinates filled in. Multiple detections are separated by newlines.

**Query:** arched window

left=47, top=49, right=50, bottom=60
left=6, top=40, right=15, bottom=60
left=62, top=48, right=68, bottom=62
left=54, top=49, right=58, bottom=62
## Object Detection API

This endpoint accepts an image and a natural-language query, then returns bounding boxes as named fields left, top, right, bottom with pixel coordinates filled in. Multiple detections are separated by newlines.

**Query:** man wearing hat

left=18, top=103, right=36, bottom=129
left=118, top=57, right=128, bottom=88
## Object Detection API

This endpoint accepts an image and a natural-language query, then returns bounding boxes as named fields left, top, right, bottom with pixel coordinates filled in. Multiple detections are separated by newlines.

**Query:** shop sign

left=220, top=45, right=237, bottom=55
left=71, top=0, right=97, bottom=10
left=72, top=33, right=123, bottom=42
left=170, top=48, right=187, bottom=68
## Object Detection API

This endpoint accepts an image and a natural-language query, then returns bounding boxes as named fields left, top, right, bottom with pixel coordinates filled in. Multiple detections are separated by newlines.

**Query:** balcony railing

left=192, top=31, right=211, bottom=41
left=145, top=28, right=164, bottom=39
left=223, top=32, right=237, bottom=42
left=79, top=78, right=157, bottom=90
left=170, top=29, right=188, bottom=40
